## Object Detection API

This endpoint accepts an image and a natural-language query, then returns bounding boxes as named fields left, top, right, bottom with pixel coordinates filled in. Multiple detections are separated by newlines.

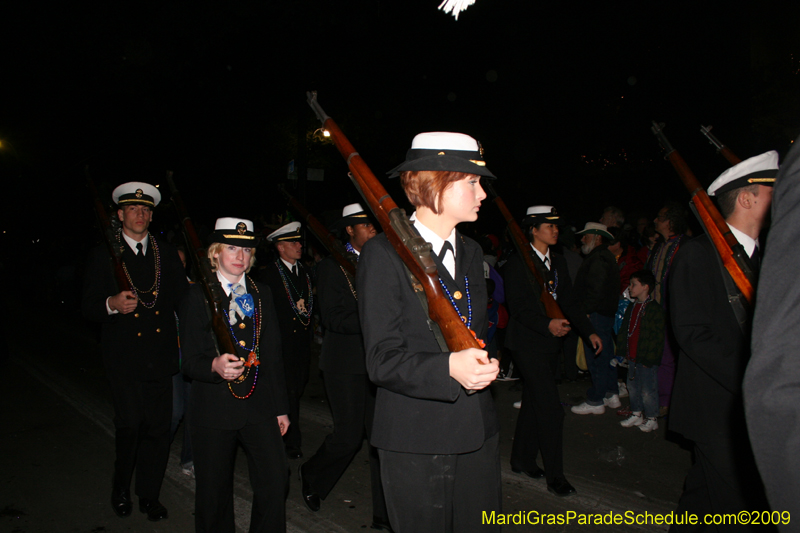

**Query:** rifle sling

left=400, top=263, right=450, bottom=353
left=688, top=203, right=749, bottom=335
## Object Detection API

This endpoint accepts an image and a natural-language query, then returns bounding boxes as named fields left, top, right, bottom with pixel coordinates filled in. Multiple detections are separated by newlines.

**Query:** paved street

left=2, top=306, right=691, bottom=532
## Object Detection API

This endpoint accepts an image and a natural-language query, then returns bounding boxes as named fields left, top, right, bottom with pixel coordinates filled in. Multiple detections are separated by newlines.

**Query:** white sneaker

left=639, top=418, right=659, bottom=432
left=571, top=402, right=605, bottom=415
left=513, top=400, right=522, bottom=409
left=603, top=394, right=622, bottom=409
left=618, top=382, right=629, bottom=398
left=620, top=412, right=643, bottom=427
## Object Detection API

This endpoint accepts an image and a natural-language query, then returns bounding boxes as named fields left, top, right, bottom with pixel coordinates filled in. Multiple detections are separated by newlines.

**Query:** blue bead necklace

left=438, top=275, right=472, bottom=329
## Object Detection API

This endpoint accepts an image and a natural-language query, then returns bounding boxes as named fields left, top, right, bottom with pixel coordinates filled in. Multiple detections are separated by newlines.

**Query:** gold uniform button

left=239, top=340, right=246, bottom=347
left=134, top=313, right=139, bottom=318
left=156, top=328, right=161, bottom=333
left=292, top=317, right=296, bottom=321
left=239, top=323, right=246, bottom=329
left=137, top=332, right=142, bottom=337
left=453, top=291, right=463, bottom=300
left=155, top=310, right=159, bottom=315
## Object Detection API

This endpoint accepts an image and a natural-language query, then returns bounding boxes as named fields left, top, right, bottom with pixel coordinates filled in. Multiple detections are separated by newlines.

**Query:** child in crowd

left=615, top=270, right=665, bottom=432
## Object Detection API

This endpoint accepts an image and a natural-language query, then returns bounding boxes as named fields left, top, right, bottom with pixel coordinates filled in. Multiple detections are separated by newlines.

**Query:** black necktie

left=438, top=241, right=453, bottom=261
left=543, top=256, right=550, bottom=271
left=136, top=242, right=145, bottom=263
left=750, top=246, right=760, bottom=277
left=292, top=264, right=298, bottom=277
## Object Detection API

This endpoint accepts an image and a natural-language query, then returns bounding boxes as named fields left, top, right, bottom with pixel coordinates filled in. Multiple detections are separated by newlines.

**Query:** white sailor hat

left=112, top=181, right=161, bottom=207
left=522, top=205, right=560, bottom=227
left=210, top=218, right=258, bottom=246
left=387, top=132, right=496, bottom=179
left=575, top=222, right=613, bottom=241
left=707, top=151, right=779, bottom=196
left=267, top=221, right=302, bottom=242
left=335, top=203, right=373, bottom=230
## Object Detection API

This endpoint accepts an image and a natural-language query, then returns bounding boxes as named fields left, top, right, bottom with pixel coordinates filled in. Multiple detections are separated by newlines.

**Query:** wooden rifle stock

left=166, top=172, right=240, bottom=357
left=85, top=167, right=134, bottom=297
left=278, top=185, right=357, bottom=277
left=306, top=91, right=483, bottom=353
left=651, top=122, right=754, bottom=305
left=484, top=183, right=565, bottom=319
left=700, top=125, right=742, bottom=165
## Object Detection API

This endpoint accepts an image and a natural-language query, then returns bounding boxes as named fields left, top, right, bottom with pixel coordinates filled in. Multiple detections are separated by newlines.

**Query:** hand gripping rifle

left=651, top=122, right=755, bottom=305
left=306, top=91, right=485, bottom=355
left=86, top=166, right=134, bottom=298
left=700, top=125, right=742, bottom=165
left=483, top=182, right=565, bottom=319
left=278, top=185, right=357, bottom=277
left=166, top=172, right=240, bottom=360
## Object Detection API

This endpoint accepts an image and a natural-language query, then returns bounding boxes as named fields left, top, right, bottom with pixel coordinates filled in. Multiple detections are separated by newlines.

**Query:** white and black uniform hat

left=707, top=151, right=779, bottom=196
left=387, top=132, right=496, bottom=179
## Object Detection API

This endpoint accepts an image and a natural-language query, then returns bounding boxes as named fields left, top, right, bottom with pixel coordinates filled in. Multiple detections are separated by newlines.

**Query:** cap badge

left=438, top=151, right=446, bottom=155
left=135, top=189, right=143, bottom=198
left=236, top=222, right=247, bottom=235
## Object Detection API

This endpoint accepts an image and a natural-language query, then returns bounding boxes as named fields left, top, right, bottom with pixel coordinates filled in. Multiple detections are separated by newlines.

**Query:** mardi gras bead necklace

left=275, top=260, right=313, bottom=326
left=225, top=277, right=262, bottom=400
left=119, top=231, right=161, bottom=308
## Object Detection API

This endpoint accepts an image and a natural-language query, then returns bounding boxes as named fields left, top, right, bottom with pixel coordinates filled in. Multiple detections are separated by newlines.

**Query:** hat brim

left=521, top=215, right=561, bottom=228
left=576, top=229, right=613, bottom=240
left=210, top=231, right=259, bottom=246
left=387, top=155, right=496, bottom=179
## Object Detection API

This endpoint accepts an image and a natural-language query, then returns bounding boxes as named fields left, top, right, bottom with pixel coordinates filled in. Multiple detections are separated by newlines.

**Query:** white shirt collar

left=727, top=224, right=758, bottom=257
left=122, top=231, right=149, bottom=255
left=217, top=271, right=247, bottom=297
left=412, top=212, right=457, bottom=278
left=530, top=243, right=551, bottom=268
left=280, top=257, right=298, bottom=272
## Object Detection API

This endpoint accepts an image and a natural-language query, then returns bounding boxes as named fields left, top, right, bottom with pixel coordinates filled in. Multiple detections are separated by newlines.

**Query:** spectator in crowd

left=570, top=222, right=619, bottom=415
left=645, top=201, right=688, bottom=417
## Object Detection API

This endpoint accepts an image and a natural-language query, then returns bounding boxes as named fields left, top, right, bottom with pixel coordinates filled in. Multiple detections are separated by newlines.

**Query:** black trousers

left=378, top=433, right=501, bottom=533
left=673, top=438, right=772, bottom=533
left=510, top=349, right=565, bottom=483
left=108, top=373, right=172, bottom=500
left=192, top=420, right=289, bottom=533
left=303, top=372, right=388, bottom=520
left=283, top=344, right=310, bottom=451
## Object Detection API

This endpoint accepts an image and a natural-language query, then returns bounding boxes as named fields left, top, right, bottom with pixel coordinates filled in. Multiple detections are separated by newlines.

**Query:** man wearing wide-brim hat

left=82, top=181, right=190, bottom=521
left=570, top=221, right=621, bottom=416
left=259, top=221, right=313, bottom=460
left=179, top=217, right=291, bottom=532
left=670, top=151, right=777, bottom=523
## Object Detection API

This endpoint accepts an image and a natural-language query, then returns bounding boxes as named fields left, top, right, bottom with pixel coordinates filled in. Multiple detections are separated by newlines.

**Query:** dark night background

left=3, top=0, right=800, bottom=272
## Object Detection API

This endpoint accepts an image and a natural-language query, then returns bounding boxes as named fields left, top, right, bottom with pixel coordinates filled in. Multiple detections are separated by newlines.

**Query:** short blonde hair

left=207, top=242, right=256, bottom=274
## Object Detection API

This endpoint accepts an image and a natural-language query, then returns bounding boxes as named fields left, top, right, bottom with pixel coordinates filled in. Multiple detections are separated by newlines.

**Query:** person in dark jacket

left=358, top=132, right=501, bottom=533
left=180, top=217, right=290, bottom=533
left=570, top=222, right=619, bottom=415
left=671, top=152, right=777, bottom=530
left=261, top=221, right=313, bottom=459
left=615, top=270, right=664, bottom=432
left=299, top=204, right=391, bottom=531
left=505, top=206, right=600, bottom=496
left=82, top=181, right=189, bottom=521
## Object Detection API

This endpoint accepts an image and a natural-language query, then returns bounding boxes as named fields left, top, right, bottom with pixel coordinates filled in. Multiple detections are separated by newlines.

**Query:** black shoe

left=511, top=466, right=545, bottom=479
left=111, top=486, right=132, bottom=518
left=139, top=499, right=168, bottom=521
left=371, top=515, right=394, bottom=532
left=547, top=477, right=576, bottom=497
left=286, top=447, right=303, bottom=460
left=299, top=463, right=320, bottom=512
